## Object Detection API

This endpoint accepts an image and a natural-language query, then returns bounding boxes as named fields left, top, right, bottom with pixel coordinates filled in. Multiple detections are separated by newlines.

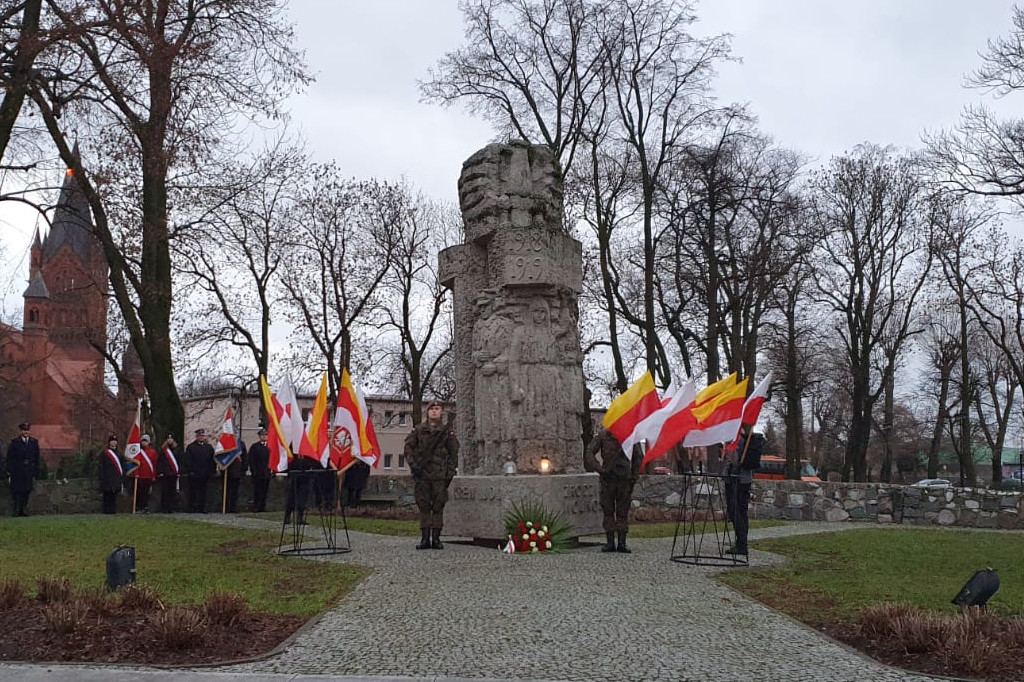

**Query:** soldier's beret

left=18, top=422, right=29, bottom=431
left=426, top=400, right=441, bottom=409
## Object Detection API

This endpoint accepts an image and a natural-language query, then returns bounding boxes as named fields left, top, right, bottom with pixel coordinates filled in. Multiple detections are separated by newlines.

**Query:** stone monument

left=439, top=141, right=601, bottom=540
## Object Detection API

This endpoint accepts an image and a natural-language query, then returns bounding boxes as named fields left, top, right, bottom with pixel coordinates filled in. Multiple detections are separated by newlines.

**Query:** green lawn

left=630, top=518, right=788, bottom=539
left=0, top=516, right=367, bottom=615
left=718, top=527, right=1024, bottom=623
left=243, top=512, right=421, bottom=536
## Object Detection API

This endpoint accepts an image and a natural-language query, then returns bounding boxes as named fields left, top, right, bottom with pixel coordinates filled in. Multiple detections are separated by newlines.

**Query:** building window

left=398, top=454, right=406, bottom=469
left=28, top=309, right=38, bottom=323
left=384, top=453, right=393, bottom=469
left=398, top=412, right=407, bottom=426
left=384, top=410, right=394, bottom=426
left=301, top=408, right=310, bottom=422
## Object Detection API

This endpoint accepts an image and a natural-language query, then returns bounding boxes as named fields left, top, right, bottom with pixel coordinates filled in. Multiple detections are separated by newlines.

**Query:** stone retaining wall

left=633, top=476, right=1024, bottom=529
left=5, top=475, right=1023, bottom=530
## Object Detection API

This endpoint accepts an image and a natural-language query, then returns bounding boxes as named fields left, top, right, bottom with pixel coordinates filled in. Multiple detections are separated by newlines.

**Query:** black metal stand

left=670, top=470, right=747, bottom=566
left=278, top=468, right=351, bottom=556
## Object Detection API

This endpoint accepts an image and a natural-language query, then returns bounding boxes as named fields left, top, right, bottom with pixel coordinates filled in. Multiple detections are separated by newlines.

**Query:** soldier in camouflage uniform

left=584, top=427, right=641, bottom=553
left=405, top=400, right=459, bottom=550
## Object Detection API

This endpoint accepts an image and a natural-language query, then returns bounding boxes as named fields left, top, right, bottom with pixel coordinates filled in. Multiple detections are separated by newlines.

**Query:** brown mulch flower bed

left=0, top=580, right=306, bottom=666
left=824, top=604, right=1024, bottom=682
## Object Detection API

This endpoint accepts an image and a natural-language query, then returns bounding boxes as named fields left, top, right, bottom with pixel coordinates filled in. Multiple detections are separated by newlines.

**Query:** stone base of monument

left=444, top=473, right=604, bottom=543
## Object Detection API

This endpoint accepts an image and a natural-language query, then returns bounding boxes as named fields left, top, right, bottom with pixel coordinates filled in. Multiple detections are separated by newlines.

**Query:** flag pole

left=221, top=468, right=228, bottom=514
left=132, top=476, right=138, bottom=514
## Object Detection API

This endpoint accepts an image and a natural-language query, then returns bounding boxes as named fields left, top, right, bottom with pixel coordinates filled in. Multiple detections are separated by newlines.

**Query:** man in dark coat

left=98, top=434, right=124, bottom=514
left=405, top=400, right=459, bottom=550
left=247, top=427, right=272, bottom=512
left=6, top=423, right=40, bottom=517
left=725, top=428, right=764, bottom=556
left=584, top=426, right=641, bottom=553
left=221, top=440, right=247, bottom=514
left=155, top=434, right=180, bottom=513
left=183, top=429, right=215, bottom=513
left=284, top=453, right=316, bottom=525
left=343, top=460, right=371, bottom=508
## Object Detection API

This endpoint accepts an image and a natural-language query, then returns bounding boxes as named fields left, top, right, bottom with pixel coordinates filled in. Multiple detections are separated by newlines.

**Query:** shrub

left=42, top=598, right=91, bottom=635
left=0, top=578, right=26, bottom=609
left=117, top=584, right=163, bottom=612
left=151, top=607, right=208, bottom=650
left=36, top=577, right=72, bottom=603
left=203, top=592, right=248, bottom=627
left=81, top=588, right=121, bottom=618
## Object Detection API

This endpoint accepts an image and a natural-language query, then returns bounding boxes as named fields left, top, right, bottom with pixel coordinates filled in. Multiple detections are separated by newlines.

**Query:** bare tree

left=15, top=0, right=308, bottom=441
left=0, top=0, right=42, bottom=165
left=925, top=7, right=1024, bottom=205
left=279, top=169, right=399, bottom=399
left=377, top=181, right=459, bottom=424
left=810, top=145, right=931, bottom=481
left=176, top=140, right=307, bottom=385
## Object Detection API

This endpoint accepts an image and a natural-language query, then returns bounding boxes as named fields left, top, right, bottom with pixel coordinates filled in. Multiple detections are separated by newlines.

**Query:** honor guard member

left=155, top=434, right=180, bottom=513
left=5, top=422, right=40, bottom=516
left=98, top=434, right=124, bottom=514
left=724, top=428, right=764, bottom=556
left=184, top=428, right=216, bottom=512
left=584, top=426, right=641, bottom=553
left=247, top=427, right=272, bottom=512
left=405, top=400, right=459, bottom=550
left=135, top=434, right=158, bottom=513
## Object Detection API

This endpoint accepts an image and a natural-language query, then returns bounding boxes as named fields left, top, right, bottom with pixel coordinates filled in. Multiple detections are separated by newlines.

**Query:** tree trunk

left=927, top=374, right=950, bottom=478
left=0, top=0, right=42, bottom=163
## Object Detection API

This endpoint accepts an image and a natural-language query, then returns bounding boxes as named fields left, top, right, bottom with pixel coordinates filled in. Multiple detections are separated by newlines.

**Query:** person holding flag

left=213, top=408, right=246, bottom=514
left=98, top=434, right=124, bottom=514
left=247, top=427, right=273, bottom=512
left=155, top=434, right=180, bottom=513
left=723, top=373, right=773, bottom=556
left=134, top=435, right=158, bottom=513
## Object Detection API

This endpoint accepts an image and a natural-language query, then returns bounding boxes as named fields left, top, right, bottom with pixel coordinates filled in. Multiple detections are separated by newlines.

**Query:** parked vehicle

left=912, top=478, right=952, bottom=488
left=754, top=455, right=822, bottom=482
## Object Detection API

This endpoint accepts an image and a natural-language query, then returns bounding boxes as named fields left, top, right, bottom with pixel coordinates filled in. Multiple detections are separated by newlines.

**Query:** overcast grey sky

left=0, top=0, right=1019, bottom=315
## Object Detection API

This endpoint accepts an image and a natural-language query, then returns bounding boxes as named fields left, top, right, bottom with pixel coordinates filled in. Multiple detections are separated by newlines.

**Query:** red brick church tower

left=15, top=158, right=124, bottom=465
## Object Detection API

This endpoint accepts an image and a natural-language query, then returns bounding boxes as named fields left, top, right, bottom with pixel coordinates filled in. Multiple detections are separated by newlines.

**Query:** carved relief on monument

left=445, top=141, right=585, bottom=475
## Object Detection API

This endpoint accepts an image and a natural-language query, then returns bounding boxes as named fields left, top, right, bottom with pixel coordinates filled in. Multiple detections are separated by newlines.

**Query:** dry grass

left=42, top=597, right=91, bottom=635
left=856, top=603, right=1024, bottom=677
left=117, top=584, right=163, bottom=611
left=203, top=592, right=248, bottom=627
left=150, top=606, right=208, bottom=650
left=0, top=578, right=26, bottom=609
left=35, top=577, right=72, bottom=603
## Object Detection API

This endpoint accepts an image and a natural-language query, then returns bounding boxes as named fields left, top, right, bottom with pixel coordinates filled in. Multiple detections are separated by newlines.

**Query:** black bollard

left=105, top=545, right=136, bottom=591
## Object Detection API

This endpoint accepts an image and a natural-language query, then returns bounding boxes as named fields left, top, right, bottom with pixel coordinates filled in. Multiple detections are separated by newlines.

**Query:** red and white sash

left=137, top=448, right=155, bottom=477
left=162, top=446, right=179, bottom=475
left=105, top=449, right=123, bottom=476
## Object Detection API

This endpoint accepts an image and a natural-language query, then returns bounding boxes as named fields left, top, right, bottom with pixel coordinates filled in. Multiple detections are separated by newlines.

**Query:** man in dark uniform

left=584, top=426, right=641, bottom=553
left=221, top=439, right=247, bottom=513
left=724, top=428, right=764, bottom=555
left=155, top=434, right=180, bottom=513
left=183, top=428, right=215, bottom=512
left=247, top=427, right=272, bottom=512
left=405, top=400, right=459, bottom=550
left=98, top=434, right=124, bottom=514
left=6, top=423, right=40, bottom=516
left=284, top=453, right=315, bottom=525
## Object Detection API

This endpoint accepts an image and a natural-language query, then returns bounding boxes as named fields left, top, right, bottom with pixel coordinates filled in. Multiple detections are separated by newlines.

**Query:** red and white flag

left=124, top=399, right=142, bottom=462
left=214, top=407, right=242, bottom=469
left=331, top=369, right=380, bottom=471
left=259, top=376, right=292, bottom=474
left=724, top=372, right=773, bottom=453
left=298, top=374, right=331, bottom=467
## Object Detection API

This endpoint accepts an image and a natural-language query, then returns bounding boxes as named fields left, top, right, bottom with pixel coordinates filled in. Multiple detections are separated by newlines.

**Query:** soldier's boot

left=616, top=530, right=631, bottom=554
left=601, top=532, right=616, bottom=553
left=416, top=529, right=431, bottom=550
left=430, top=528, right=444, bottom=550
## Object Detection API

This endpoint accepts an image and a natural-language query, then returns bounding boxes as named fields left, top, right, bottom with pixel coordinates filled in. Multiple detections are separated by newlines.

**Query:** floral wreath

left=501, top=500, right=571, bottom=554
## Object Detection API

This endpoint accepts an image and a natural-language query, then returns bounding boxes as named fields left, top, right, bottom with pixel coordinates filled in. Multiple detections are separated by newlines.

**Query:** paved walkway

left=0, top=517, right=953, bottom=682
